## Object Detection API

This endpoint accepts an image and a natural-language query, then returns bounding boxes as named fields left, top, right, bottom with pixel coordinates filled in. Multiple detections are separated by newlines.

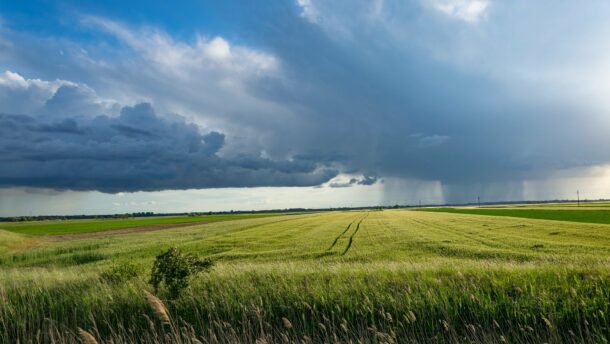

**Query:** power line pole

left=477, top=196, right=480, bottom=208
left=577, top=190, right=580, bottom=207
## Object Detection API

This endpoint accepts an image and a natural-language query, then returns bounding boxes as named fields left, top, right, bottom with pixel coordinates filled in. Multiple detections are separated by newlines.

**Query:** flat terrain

left=1, top=209, right=609, bottom=343
left=0, top=213, right=280, bottom=236
left=420, top=207, right=610, bottom=225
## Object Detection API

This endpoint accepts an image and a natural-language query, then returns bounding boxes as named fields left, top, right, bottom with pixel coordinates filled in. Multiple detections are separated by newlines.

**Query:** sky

left=2, top=0, right=610, bottom=216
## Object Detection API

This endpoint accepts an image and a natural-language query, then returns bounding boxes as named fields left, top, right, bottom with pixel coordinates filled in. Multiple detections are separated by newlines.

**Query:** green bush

left=149, top=247, right=213, bottom=298
left=100, top=262, right=140, bottom=283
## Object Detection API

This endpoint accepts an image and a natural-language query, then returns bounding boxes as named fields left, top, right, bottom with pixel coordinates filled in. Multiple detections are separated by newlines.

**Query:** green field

left=1, top=210, right=609, bottom=343
left=523, top=202, right=610, bottom=208
left=0, top=213, right=280, bottom=236
left=419, top=207, right=610, bottom=225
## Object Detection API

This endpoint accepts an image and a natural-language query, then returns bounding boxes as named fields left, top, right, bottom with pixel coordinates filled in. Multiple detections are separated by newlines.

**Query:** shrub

left=149, top=247, right=213, bottom=298
left=100, top=262, right=140, bottom=283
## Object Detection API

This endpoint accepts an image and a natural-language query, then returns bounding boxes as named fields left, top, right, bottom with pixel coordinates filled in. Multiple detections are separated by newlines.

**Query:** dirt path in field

left=47, top=220, right=225, bottom=241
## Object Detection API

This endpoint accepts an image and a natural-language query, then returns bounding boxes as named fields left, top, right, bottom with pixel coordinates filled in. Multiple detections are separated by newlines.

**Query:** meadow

left=1, top=209, right=609, bottom=343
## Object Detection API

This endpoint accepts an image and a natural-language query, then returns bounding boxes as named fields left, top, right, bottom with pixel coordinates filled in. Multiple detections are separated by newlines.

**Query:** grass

left=526, top=202, right=610, bottom=208
left=419, top=207, right=610, bottom=225
left=1, top=210, right=609, bottom=343
left=0, top=230, right=40, bottom=253
left=0, top=213, right=282, bottom=236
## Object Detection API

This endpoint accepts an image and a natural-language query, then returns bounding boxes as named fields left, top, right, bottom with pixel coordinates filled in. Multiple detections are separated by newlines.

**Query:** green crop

left=1, top=210, right=609, bottom=343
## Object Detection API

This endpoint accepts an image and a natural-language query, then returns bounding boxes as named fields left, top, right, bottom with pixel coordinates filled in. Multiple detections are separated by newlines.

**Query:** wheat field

left=1, top=209, right=609, bottom=343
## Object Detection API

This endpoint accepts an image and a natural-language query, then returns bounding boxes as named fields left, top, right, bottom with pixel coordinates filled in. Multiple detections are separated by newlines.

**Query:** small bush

left=101, top=262, right=140, bottom=283
left=149, top=247, right=213, bottom=298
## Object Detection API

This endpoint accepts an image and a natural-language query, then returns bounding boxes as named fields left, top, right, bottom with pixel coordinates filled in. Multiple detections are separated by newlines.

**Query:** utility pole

left=477, top=196, right=480, bottom=208
left=577, top=190, right=580, bottom=207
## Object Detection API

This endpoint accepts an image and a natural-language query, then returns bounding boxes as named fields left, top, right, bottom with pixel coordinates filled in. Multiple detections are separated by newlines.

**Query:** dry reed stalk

left=282, top=317, right=293, bottom=329
left=144, top=290, right=171, bottom=324
left=78, top=328, right=99, bottom=344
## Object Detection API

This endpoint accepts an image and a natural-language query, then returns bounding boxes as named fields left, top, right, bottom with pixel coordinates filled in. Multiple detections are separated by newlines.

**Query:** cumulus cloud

left=64, top=17, right=292, bottom=161
left=0, top=72, right=338, bottom=192
left=0, top=71, right=71, bottom=114
left=0, top=71, right=118, bottom=117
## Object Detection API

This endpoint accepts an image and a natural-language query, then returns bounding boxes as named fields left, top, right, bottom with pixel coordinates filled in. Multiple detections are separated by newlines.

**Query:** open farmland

left=418, top=207, right=610, bottom=225
left=1, top=209, right=609, bottom=343
left=0, top=213, right=281, bottom=236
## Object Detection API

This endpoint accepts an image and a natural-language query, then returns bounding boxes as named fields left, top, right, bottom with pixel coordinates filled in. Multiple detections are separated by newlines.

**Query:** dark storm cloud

left=2, top=1, right=610, bottom=200
left=0, top=102, right=338, bottom=192
left=232, top=0, right=610, bottom=201
left=329, top=175, right=378, bottom=188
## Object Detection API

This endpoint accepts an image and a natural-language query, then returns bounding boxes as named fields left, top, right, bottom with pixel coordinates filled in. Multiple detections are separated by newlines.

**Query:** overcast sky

left=1, top=0, right=610, bottom=216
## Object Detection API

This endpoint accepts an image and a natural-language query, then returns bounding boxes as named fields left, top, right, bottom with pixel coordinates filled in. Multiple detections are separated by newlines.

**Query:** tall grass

left=1, top=263, right=608, bottom=343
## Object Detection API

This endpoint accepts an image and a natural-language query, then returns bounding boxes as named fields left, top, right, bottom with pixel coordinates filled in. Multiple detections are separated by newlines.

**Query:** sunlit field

left=419, top=207, right=610, bottom=225
left=0, top=213, right=280, bottom=236
left=1, top=209, right=609, bottom=343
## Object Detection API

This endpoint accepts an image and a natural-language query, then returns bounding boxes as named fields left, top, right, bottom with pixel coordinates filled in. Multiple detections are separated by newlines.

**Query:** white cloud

left=0, top=70, right=71, bottom=114
left=0, top=70, right=67, bottom=91
left=204, top=37, right=231, bottom=61
left=0, top=70, right=29, bottom=88
left=0, top=70, right=117, bottom=117
left=296, top=0, right=321, bottom=23
left=430, top=0, right=489, bottom=23
left=72, top=17, right=290, bottom=159
left=81, top=16, right=278, bottom=77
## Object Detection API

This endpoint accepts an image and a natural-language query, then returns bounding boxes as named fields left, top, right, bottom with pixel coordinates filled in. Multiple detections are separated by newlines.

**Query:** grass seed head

left=77, top=328, right=99, bottom=344
left=144, top=290, right=171, bottom=324
left=282, top=317, right=293, bottom=329
left=542, top=317, right=552, bottom=328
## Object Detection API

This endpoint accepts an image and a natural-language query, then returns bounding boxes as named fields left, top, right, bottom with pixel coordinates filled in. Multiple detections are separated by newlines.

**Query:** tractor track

left=341, top=213, right=369, bottom=256
left=327, top=219, right=356, bottom=251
